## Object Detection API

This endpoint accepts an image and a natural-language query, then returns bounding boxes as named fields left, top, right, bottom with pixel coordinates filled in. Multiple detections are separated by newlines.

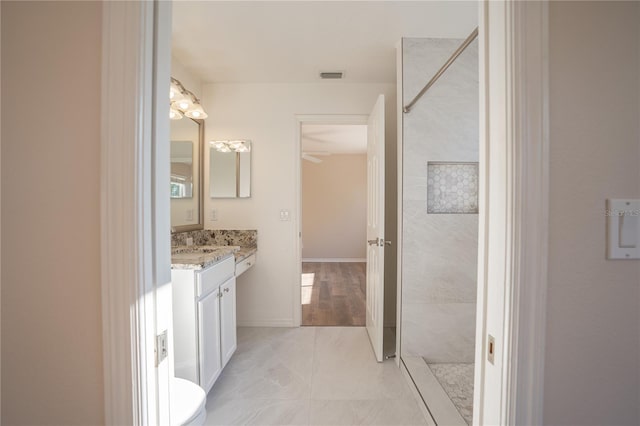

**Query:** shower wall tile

left=403, top=38, right=479, bottom=102
left=402, top=201, right=477, bottom=304
left=401, top=38, right=479, bottom=362
left=403, top=95, right=479, bottom=177
left=401, top=303, right=476, bottom=363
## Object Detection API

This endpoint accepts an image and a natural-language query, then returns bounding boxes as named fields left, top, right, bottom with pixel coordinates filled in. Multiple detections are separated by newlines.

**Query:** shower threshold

left=402, top=356, right=474, bottom=425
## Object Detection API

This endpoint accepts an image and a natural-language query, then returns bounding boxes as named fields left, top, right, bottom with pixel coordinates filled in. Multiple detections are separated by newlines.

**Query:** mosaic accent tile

left=427, top=362, right=475, bottom=425
left=427, top=162, right=478, bottom=214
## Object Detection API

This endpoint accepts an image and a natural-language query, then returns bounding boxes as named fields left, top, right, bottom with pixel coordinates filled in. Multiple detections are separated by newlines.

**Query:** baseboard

left=302, top=258, right=366, bottom=263
left=236, top=319, right=295, bottom=327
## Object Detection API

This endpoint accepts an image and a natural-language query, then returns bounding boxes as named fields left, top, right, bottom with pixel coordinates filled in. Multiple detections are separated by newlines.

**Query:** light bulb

left=169, top=107, right=183, bottom=120
left=211, top=141, right=228, bottom=149
left=185, top=103, right=208, bottom=119
left=174, top=98, right=193, bottom=112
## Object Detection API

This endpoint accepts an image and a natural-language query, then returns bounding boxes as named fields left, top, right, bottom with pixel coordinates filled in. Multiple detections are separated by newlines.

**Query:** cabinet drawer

left=196, top=255, right=235, bottom=297
left=235, top=253, right=256, bottom=277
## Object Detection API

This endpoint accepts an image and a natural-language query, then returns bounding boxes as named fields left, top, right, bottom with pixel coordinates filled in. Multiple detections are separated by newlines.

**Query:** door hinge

left=156, top=330, right=168, bottom=366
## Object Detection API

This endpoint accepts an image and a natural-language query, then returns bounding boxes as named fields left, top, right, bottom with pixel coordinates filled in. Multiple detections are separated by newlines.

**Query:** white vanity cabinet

left=172, top=255, right=237, bottom=393
left=219, top=278, right=237, bottom=366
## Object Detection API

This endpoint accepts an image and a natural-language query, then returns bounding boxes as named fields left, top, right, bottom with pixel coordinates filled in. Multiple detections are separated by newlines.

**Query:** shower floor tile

left=426, top=362, right=474, bottom=425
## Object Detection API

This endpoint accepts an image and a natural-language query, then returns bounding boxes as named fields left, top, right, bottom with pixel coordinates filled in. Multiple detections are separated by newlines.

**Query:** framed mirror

left=171, top=117, right=204, bottom=232
left=209, top=140, right=252, bottom=198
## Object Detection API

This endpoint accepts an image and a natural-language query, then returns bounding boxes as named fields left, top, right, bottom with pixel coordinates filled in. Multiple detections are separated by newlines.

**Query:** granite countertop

left=235, top=246, right=257, bottom=263
left=171, top=245, right=258, bottom=270
left=171, top=245, right=239, bottom=270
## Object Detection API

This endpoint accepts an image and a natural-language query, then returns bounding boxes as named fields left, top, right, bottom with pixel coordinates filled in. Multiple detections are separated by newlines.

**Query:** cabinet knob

left=223, top=288, right=230, bottom=293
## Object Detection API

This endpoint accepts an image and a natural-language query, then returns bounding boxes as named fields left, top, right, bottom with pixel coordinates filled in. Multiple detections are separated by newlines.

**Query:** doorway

left=104, top=4, right=544, bottom=423
left=294, top=95, right=388, bottom=364
left=300, top=123, right=368, bottom=326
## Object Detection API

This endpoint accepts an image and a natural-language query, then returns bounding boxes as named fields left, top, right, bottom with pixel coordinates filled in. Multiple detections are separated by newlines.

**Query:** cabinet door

left=220, top=276, right=237, bottom=367
left=197, top=288, right=222, bottom=393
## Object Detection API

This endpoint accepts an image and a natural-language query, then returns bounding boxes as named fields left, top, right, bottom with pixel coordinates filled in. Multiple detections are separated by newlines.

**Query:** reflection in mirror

left=171, top=117, right=203, bottom=231
left=209, top=140, right=251, bottom=198
left=171, top=141, right=193, bottom=198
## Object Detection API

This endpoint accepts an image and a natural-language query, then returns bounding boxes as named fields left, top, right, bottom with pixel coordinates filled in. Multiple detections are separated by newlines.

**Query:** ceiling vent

left=320, top=71, right=344, bottom=80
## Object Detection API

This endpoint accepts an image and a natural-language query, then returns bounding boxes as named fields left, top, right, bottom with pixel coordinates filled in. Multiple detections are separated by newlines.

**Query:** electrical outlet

left=186, top=209, right=194, bottom=221
left=210, top=209, right=218, bottom=221
left=156, top=330, right=168, bottom=366
left=186, top=237, right=193, bottom=246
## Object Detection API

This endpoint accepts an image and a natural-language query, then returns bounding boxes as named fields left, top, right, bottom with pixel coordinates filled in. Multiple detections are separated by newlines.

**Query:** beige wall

left=302, top=154, right=367, bottom=260
left=545, top=2, right=640, bottom=424
left=1, top=2, right=104, bottom=424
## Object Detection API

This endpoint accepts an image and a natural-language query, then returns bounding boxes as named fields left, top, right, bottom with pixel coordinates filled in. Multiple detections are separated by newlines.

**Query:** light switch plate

left=607, top=199, right=640, bottom=260
left=280, top=209, right=291, bottom=221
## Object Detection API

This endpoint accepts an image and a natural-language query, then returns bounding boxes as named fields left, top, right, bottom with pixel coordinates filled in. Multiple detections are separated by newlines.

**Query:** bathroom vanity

left=171, top=238, right=257, bottom=393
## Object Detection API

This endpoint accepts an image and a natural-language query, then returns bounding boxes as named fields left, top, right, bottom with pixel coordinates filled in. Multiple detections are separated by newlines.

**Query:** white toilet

left=170, top=377, right=207, bottom=426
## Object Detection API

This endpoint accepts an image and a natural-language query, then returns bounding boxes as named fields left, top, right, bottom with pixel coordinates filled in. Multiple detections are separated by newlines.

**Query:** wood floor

left=301, top=262, right=366, bottom=326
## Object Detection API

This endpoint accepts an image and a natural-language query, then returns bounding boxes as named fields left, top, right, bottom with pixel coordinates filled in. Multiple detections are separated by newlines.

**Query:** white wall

left=1, top=1, right=104, bottom=424
left=545, top=2, right=640, bottom=424
left=202, top=83, right=396, bottom=326
left=302, top=154, right=367, bottom=260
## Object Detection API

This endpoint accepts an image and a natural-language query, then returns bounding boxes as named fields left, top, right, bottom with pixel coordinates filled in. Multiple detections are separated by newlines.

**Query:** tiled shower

left=400, top=37, right=479, bottom=425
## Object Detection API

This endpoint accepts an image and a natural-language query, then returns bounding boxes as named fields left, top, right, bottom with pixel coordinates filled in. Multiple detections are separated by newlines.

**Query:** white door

left=366, top=94, right=386, bottom=362
left=220, top=277, right=238, bottom=366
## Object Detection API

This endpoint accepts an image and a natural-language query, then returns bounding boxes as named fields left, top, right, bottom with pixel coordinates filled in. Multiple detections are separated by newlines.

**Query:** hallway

left=301, top=262, right=366, bottom=326
left=205, top=327, right=426, bottom=425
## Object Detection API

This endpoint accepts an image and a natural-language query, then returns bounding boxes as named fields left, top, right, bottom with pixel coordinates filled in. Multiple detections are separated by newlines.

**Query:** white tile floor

left=205, top=327, right=427, bottom=425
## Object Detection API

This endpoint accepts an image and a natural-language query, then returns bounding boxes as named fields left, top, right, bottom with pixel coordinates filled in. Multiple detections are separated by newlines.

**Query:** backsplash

left=172, top=229, right=257, bottom=248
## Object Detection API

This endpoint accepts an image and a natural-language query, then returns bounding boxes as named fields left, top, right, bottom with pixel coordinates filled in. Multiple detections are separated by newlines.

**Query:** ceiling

left=172, top=1, right=478, bottom=84
left=301, top=124, right=367, bottom=154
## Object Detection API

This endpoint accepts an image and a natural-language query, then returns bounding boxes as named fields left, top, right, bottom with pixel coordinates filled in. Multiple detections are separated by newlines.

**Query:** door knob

left=385, top=240, right=392, bottom=246
left=368, top=238, right=379, bottom=246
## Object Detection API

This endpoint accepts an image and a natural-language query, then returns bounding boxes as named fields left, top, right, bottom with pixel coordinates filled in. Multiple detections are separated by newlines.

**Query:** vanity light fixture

left=169, top=77, right=208, bottom=120
left=210, top=140, right=251, bottom=153
left=169, top=106, right=184, bottom=120
left=185, top=103, right=206, bottom=119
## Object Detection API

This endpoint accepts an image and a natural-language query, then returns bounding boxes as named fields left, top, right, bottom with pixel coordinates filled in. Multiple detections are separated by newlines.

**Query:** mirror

left=209, top=140, right=252, bottom=198
left=171, top=141, right=193, bottom=198
left=171, top=117, right=204, bottom=232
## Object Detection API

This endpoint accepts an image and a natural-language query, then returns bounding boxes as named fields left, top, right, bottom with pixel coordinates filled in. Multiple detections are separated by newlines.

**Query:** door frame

left=293, top=114, right=369, bottom=327
left=101, top=0, right=550, bottom=424
left=100, top=0, right=172, bottom=424
left=472, top=1, right=549, bottom=424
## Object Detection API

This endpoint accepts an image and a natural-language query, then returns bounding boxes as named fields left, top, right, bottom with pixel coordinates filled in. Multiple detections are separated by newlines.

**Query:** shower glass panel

left=400, top=37, right=479, bottom=426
